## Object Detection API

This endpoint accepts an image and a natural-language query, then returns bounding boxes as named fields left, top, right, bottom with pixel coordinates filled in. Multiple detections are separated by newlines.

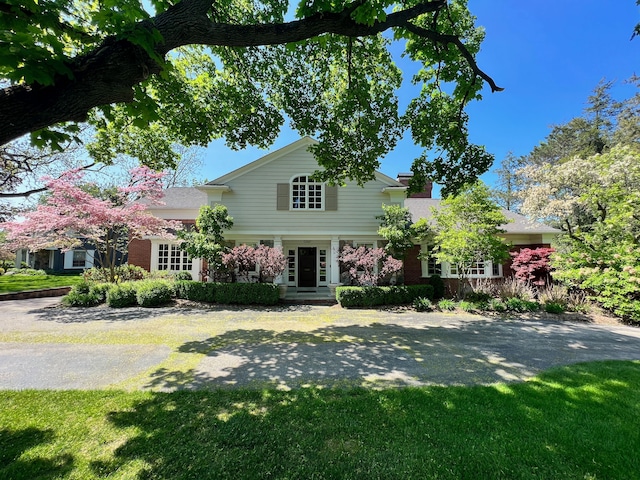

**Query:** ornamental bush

left=214, top=282, right=279, bottom=305
left=106, top=282, right=138, bottom=308
left=135, top=280, right=173, bottom=307
left=336, top=285, right=433, bottom=308
left=510, top=247, right=554, bottom=286
left=174, top=280, right=216, bottom=302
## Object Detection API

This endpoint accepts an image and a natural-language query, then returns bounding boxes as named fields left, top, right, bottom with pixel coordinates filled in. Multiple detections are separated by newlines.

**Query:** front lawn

left=0, top=273, right=84, bottom=293
left=1, top=360, right=639, bottom=479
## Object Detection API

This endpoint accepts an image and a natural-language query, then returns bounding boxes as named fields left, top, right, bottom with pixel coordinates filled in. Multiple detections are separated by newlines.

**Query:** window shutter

left=325, top=185, right=338, bottom=211
left=85, top=250, right=95, bottom=268
left=277, top=183, right=289, bottom=210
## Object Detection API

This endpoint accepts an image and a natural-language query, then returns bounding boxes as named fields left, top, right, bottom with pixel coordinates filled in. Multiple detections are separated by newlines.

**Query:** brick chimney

left=397, top=173, right=433, bottom=198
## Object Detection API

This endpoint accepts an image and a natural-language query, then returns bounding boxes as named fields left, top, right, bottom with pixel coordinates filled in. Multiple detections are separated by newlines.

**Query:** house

left=129, top=137, right=558, bottom=290
left=15, top=244, right=98, bottom=272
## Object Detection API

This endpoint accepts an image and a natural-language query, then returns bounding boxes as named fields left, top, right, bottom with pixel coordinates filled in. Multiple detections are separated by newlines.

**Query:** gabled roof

left=207, top=136, right=404, bottom=187
left=140, top=187, right=207, bottom=210
left=404, top=198, right=560, bottom=235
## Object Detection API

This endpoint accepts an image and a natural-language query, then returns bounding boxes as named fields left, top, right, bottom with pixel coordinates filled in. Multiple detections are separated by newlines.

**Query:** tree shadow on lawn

left=96, top=361, right=640, bottom=479
left=30, top=301, right=315, bottom=324
left=0, top=427, right=74, bottom=479
left=145, top=320, right=640, bottom=391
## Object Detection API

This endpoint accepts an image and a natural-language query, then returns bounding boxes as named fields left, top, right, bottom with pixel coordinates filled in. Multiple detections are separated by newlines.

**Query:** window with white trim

left=63, top=249, right=94, bottom=269
left=421, top=245, right=442, bottom=276
left=291, top=175, right=323, bottom=209
left=157, top=243, right=192, bottom=271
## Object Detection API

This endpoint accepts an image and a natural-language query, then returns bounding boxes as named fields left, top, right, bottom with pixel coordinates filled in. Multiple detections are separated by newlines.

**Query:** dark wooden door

left=298, top=247, right=317, bottom=288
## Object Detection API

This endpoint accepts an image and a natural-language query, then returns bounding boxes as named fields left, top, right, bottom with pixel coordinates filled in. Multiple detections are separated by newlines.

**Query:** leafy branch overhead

left=0, top=0, right=502, bottom=194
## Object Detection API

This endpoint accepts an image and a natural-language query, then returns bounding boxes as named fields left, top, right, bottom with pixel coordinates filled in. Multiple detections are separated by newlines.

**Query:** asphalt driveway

left=2, top=297, right=640, bottom=391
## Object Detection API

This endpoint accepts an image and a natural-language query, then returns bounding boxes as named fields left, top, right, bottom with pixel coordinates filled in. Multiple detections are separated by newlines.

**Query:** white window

left=447, top=259, right=502, bottom=278
left=157, top=243, right=192, bottom=271
left=420, top=245, right=442, bottom=277
left=64, top=249, right=94, bottom=269
left=291, top=175, right=323, bottom=210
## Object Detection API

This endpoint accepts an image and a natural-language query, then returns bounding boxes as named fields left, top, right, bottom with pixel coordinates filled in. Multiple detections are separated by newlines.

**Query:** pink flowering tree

left=510, top=247, right=555, bottom=286
left=1, top=166, right=181, bottom=282
left=222, top=244, right=286, bottom=283
left=339, top=244, right=403, bottom=286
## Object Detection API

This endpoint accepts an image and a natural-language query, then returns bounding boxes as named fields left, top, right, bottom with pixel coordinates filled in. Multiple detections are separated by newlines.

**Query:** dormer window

left=291, top=175, right=323, bottom=210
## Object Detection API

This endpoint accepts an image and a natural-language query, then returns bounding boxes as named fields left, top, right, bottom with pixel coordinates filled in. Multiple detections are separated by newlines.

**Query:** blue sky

left=200, top=1, right=640, bottom=197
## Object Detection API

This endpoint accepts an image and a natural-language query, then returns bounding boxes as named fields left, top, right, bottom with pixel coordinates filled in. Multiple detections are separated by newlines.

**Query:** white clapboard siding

left=214, top=143, right=401, bottom=237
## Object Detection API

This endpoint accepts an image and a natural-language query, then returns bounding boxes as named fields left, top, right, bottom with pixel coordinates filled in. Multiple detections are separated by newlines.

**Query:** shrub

left=336, top=285, right=434, bottom=308
left=83, top=265, right=148, bottom=283
left=505, top=297, right=539, bottom=313
left=538, top=284, right=568, bottom=308
left=174, top=271, right=194, bottom=281
left=489, top=298, right=507, bottom=312
left=429, top=274, right=446, bottom=299
left=510, top=247, right=554, bottom=286
left=544, top=302, right=565, bottom=314
left=5, top=268, right=47, bottom=276
left=457, top=300, right=477, bottom=313
left=106, top=282, right=138, bottom=308
left=413, top=297, right=434, bottom=312
left=62, top=289, right=102, bottom=307
left=174, top=281, right=216, bottom=302
left=467, top=279, right=495, bottom=302
left=338, top=245, right=403, bottom=286
left=567, top=290, right=591, bottom=313
left=437, top=299, right=457, bottom=311
left=497, top=277, right=535, bottom=301
left=214, top=282, right=279, bottom=305
left=136, top=280, right=173, bottom=307
left=89, top=283, right=113, bottom=303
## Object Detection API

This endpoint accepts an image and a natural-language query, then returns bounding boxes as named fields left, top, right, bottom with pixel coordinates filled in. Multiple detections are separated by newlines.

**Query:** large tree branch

left=0, top=0, right=499, bottom=146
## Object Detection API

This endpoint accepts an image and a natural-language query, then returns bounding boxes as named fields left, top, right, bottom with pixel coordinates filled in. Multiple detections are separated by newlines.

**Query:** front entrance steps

left=282, top=286, right=337, bottom=305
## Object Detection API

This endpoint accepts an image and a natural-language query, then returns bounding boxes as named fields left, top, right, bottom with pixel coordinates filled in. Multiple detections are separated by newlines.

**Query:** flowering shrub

left=510, top=247, right=554, bottom=286
left=338, top=245, right=403, bottom=286
left=222, top=245, right=286, bottom=282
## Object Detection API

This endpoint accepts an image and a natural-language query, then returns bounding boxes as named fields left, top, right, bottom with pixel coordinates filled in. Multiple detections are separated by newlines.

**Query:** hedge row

left=336, top=285, right=434, bottom=308
left=63, top=280, right=280, bottom=308
left=174, top=281, right=279, bottom=305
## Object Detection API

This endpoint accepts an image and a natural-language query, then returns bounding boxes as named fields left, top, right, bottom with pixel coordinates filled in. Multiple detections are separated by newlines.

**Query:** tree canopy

left=0, top=0, right=502, bottom=195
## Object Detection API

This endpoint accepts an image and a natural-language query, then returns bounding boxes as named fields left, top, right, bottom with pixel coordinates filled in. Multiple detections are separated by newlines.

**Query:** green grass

left=1, top=361, right=639, bottom=479
left=0, top=274, right=84, bottom=293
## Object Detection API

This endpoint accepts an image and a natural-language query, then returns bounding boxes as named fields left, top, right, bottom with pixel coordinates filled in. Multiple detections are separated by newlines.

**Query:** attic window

left=292, top=175, right=323, bottom=210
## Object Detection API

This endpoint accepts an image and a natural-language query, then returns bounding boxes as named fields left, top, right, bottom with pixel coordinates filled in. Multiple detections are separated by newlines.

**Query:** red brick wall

left=128, top=239, right=151, bottom=272
left=403, top=245, right=429, bottom=285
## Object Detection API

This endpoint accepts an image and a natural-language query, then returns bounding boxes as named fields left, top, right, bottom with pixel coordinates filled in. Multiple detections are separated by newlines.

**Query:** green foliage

left=505, top=298, right=539, bottom=313
left=428, top=274, right=446, bottom=300
left=83, top=265, right=148, bottom=283
left=377, top=204, right=430, bottom=260
left=63, top=279, right=113, bottom=306
left=437, top=298, right=457, bottom=311
left=106, top=282, right=138, bottom=308
left=457, top=300, right=476, bottom=313
left=488, top=298, right=507, bottom=312
left=336, top=285, right=433, bottom=308
left=173, top=271, right=194, bottom=281
left=430, top=182, right=510, bottom=296
left=413, top=297, right=434, bottom=312
left=62, top=289, right=102, bottom=307
left=178, top=205, right=233, bottom=279
left=214, top=282, right=280, bottom=305
left=135, top=279, right=173, bottom=307
left=173, top=281, right=216, bottom=303
left=544, top=302, right=565, bottom=314
left=1, top=0, right=501, bottom=194
left=5, top=268, right=48, bottom=276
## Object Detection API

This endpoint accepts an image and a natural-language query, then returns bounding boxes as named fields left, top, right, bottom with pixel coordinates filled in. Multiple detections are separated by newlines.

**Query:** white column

left=274, top=236, right=283, bottom=283
left=330, top=237, right=341, bottom=284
